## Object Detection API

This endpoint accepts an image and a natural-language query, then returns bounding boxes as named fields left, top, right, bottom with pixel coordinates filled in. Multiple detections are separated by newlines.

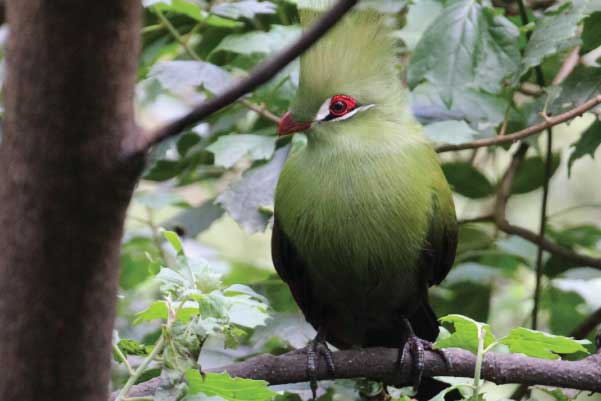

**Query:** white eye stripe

left=328, top=104, right=375, bottom=122
left=315, top=98, right=375, bottom=123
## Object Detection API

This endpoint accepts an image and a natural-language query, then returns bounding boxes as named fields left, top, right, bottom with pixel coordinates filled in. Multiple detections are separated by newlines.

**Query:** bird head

left=278, top=4, right=412, bottom=138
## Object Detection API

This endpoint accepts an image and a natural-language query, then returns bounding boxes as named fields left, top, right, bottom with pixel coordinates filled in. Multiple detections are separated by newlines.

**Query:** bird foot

left=306, top=329, right=335, bottom=399
left=399, top=333, right=425, bottom=391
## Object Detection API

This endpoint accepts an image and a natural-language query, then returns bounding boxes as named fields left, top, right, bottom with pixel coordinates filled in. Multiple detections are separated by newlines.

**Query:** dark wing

left=421, top=191, right=458, bottom=286
left=271, top=214, right=322, bottom=329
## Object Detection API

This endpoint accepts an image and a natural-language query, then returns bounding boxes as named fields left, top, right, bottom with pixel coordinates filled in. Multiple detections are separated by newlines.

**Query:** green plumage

left=272, top=7, right=457, bottom=348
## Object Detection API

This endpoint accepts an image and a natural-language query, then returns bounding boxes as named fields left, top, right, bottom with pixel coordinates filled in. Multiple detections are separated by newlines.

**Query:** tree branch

left=132, top=0, right=358, bottom=156
left=153, top=7, right=281, bottom=124
left=112, top=347, right=601, bottom=400
left=571, top=307, right=601, bottom=340
left=435, top=95, right=601, bottom=153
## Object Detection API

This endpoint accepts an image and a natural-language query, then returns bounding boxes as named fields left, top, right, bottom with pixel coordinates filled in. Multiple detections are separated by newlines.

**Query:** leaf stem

left=112, top=342, right=135, bottom=376
left=114, top=333, right=166, bottom=401
left=473, top=326, right=486, bottom=398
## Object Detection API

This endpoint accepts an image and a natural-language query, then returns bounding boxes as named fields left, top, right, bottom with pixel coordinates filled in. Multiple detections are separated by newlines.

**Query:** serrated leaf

left=519, top=0, right=601, bottom=77
left=423, top=120, right=477, bottom=144
left=217, top=145, right=289, bottom=233
left=164, top=230, right=184, bottom=254
left=150, top=60, right=233, bottom=95
left=568, top=120, right=601, bottom=175
left=186, top=371, right=277, bottom=401
left=434, top=314, right=496, bottom=354
left=499, top=327, right=589, bottom=359
left=211, top=1, right=276, bottom=19
left=394, top=0, right=443, bottom=50
left=207, top=135, right=276, bottom=168
left=411, top=82, right=508, bottom=132
left=511, top=153, right=561, bottom=194
left=442, top=162, right=495, bottom=199
left=408, top=0, right=520, bottom=107
left=212, top=25, right=300, bottom=56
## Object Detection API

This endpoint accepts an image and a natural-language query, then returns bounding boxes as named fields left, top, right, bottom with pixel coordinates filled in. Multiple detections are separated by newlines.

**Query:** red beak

left=278, top=111, right=311, bottom=136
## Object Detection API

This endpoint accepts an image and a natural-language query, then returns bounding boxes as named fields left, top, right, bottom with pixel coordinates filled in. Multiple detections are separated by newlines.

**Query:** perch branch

left=135, top=0, right=358, bottom=155
left=435, top=95, right=601, bottom=153
left=111, top=347, right=601, bottom=400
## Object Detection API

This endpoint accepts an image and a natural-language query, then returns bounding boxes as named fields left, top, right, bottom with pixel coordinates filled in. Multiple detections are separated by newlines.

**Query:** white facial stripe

left=329, top=104, right=375, bottom=122
left=316, top=98, right=331, bottom=121
left=315, top=100, right=375, bottom=123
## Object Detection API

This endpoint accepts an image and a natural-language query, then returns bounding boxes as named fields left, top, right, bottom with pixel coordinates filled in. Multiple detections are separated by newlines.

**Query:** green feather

left=273, top=7, right=456, bottom=344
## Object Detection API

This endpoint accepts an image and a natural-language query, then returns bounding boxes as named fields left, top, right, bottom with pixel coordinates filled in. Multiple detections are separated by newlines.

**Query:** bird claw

left=306, top=329, right=335, bottom=399
left=399, top=334, right=425, bottom=391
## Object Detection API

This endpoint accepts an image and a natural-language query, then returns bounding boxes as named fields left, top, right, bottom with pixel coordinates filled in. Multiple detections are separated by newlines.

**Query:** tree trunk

left=0, top=2, right=142, bottom=400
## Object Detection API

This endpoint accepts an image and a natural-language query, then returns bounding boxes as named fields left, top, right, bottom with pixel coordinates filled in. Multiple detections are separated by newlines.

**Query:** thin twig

left=435, top=95, right=601, bottom=152
left=154, top=8, right=281, bottom=124
left=134, top=0, right=358, bottom=155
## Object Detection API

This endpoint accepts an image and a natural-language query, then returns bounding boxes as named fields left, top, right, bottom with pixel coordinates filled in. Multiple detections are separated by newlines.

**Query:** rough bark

left=0, top=2, right=142, bottom=401
left=113, top=347, right=601, bottom=400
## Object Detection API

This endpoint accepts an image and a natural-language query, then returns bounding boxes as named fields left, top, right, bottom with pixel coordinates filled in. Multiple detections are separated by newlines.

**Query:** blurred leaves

left=568, top=120, right=601, bottom=175
left=442, top=162, right=494, bottom=199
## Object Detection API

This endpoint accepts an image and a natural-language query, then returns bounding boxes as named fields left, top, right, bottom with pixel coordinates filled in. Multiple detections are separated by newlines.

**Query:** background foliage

left=108, top=0, right=601, bottom=400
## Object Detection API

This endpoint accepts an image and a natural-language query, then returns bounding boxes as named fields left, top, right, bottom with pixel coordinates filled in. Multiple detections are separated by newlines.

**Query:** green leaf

left=152, top=0, right=205, bottom=21
left=120, top=236, right=162, bottom=289
left=582, top=12, right=601, bottom=54
left=434, top=314, right=496, bottom=354
left=135, top=300, right=169, bottom=324
left=411, top=82, right=508, bottom=133
left=423, top=120, right=477, bottom=145
left=519, top=0, right=601, bottom=77
left=164, top=230, right=184, bottom=254
left=408, top=0, right=520, bottom=107
left=186, top=371, right=277, bottom=401
left=441, top=162, right=495, bottom=199
left=211, top=1, right=276, bottom=19
left=394, top=0, right=444, bottom=50
left=164, top=199, right=225, bottom=238
left=217, top=145, right=289, bottom=233
left=118, top=339, right=149, bottom=356
left=511, top=153, right=561, bottom=194
left=207, top=134, right=277, bottom=168
left=150, top=60, right=233, bottom=95
left=499, top=327, right=589, bottom=359
left=549, top=65, right=601, bottom=116
left=568, top=120, right=601, bottom=175
left=212, top=25, right=300, bottom=56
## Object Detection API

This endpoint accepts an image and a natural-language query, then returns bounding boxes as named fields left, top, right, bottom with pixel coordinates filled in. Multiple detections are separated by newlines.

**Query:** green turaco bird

left=272, top=3, right=457, bottom=399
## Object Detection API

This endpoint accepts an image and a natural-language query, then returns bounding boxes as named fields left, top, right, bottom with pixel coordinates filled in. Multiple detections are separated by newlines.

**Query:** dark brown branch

left=112, top=347, right=601, bottom=400
left=135, top=0, right=358, bottom=155
left=435, top=95, right=601, bottom=153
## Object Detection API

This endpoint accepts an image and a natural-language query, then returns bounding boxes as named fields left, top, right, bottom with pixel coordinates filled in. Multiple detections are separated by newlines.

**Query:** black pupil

left=332, top=101, right=346, bottom=113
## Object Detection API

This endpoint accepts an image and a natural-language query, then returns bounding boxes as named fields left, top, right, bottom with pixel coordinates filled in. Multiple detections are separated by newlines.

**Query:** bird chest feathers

left=274, top=130, right=439, bottom=318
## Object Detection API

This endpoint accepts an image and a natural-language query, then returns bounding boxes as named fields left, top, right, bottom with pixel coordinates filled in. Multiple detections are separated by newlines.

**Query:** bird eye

left=331, top=101, right=346, bottom=114
left=329, top=95, right=357, bottom=117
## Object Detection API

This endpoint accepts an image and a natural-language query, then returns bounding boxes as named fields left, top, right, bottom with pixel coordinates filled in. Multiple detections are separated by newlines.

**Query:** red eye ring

left=329, top=95, right=357, bottom=117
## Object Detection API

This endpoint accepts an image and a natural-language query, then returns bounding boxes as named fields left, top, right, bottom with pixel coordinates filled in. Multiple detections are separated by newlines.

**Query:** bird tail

left=409, top=302, right=460, bottom=401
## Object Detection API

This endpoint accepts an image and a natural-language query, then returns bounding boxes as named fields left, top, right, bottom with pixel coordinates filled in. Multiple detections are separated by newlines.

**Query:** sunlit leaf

left=499, top=327, right=589, bottom=359
left=434, top=314, right=496, bottom=354
left=186, top=371, right=277, bottom=401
